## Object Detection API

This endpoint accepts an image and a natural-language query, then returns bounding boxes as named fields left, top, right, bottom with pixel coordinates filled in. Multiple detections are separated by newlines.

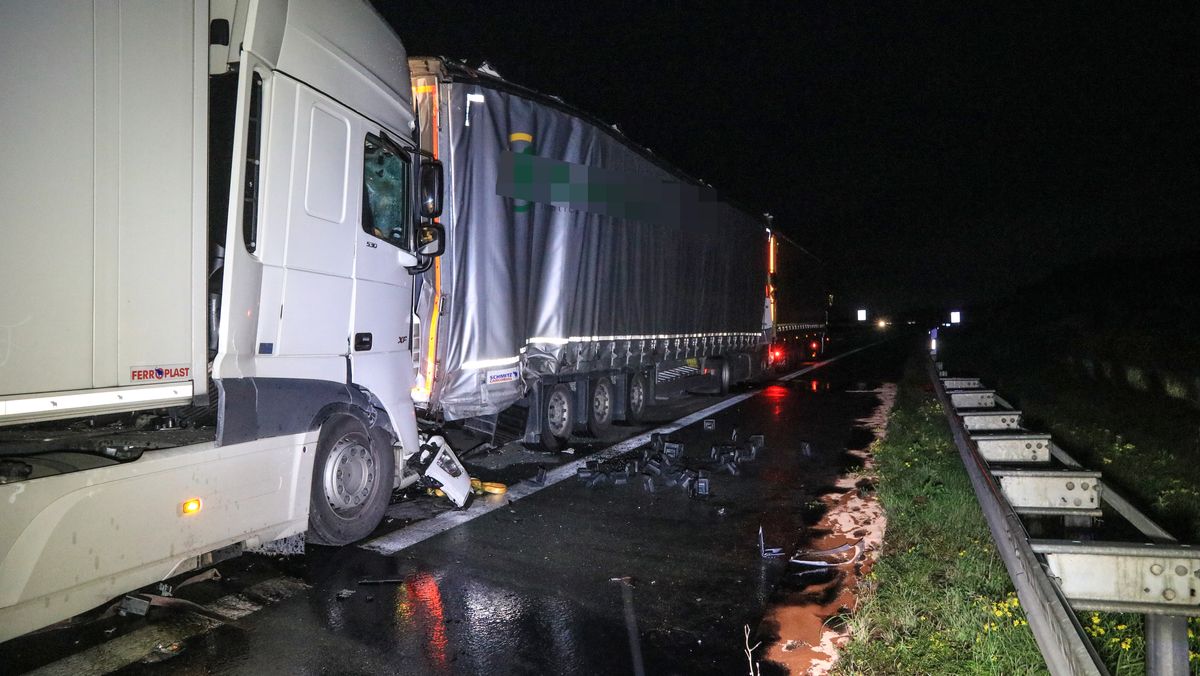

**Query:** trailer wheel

left=587, top=377, right=615, bottom=437
left=307, top=415, right=394, bottom=546
left=539, top=384, right=574, bottom=451
left=625, top=372, right=649, bottom=424
left=718, top=359, right=733, bottom=395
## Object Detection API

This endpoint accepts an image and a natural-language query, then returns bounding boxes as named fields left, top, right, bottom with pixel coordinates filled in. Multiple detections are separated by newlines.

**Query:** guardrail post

left=1145, top=615, right=1188, bottom=675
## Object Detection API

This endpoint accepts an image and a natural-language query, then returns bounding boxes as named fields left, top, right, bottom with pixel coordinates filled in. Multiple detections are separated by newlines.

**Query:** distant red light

left=809, top=341, right=818, bottom=351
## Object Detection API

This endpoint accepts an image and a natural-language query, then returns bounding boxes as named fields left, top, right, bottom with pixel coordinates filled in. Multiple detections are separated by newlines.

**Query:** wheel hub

left=630, top=380, right=644, bottom=413
left=547, top=389, right=571, bottom=437
left=592, top=384, right=611, bottom=421
left=322, top=435, right=375, bottom=516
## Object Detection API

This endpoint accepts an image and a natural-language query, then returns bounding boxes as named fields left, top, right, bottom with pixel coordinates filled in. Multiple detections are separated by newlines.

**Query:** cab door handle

left=354, top=333, right=373, bottom=351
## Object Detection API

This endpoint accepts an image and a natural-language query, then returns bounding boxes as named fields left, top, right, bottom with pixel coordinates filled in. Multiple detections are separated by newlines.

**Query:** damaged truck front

left=0, top=0, right=468, bottom=643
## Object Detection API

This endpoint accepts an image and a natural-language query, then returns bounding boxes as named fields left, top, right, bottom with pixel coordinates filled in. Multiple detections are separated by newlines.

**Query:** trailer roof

left=410, top=56, right=769, bottom=228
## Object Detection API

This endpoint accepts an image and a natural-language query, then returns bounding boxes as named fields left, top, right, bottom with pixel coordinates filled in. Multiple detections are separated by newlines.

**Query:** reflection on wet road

left=9, top=340, right=907, bottom=676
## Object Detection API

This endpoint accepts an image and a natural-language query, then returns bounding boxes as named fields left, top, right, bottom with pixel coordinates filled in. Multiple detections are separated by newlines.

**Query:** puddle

left=760, top=383, right=897, bottom=675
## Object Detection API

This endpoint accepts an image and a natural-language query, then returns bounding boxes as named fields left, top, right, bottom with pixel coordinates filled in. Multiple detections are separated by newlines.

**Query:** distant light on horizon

left=950, top=311, right=962, bottom=324
left=856, top=309, right=867, bottom=321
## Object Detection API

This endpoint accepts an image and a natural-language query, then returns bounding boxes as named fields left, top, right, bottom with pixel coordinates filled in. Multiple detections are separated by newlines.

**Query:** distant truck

left=0, top=0, right=467, bottom=642
left=408, top=59, right=812, bottom=448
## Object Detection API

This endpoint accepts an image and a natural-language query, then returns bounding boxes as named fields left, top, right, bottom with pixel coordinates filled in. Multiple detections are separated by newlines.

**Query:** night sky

left=377, top=1, right=1198, bottom=313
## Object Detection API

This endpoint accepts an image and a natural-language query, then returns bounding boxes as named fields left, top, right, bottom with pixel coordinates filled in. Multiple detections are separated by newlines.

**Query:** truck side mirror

left=418, top=158, right=443, bottom=219
left=416, top=222, right=445, bottom=257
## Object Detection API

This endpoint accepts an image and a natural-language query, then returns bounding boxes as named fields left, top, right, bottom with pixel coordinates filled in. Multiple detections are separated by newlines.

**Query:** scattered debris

left=789, top=540, right=864, bottom=568
left=703, top=418, right=716, bottom=431
left=759, top=526, right=785, bottom=558
left=118, top=595, right=151, bottom=617
left=142, top=641, right=185, bottom=664
left=530, top=466, right=548, bottom=485
left=470, top=477, right=507, bottom=495
left=335, top=589, right=356, bottom=600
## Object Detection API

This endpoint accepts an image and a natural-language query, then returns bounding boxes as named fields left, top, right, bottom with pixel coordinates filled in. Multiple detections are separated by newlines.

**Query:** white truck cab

left=0, top=0, right=467, bottom=642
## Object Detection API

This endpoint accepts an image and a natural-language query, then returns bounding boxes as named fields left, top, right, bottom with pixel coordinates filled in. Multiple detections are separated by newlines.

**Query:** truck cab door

left=349, top=131, right=426, bottom=463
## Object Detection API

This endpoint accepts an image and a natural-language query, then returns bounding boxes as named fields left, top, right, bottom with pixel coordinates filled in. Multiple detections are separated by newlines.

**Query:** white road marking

left=27, top=577, right=308, bottom=676
left=362, top=343, right=880, bottom=555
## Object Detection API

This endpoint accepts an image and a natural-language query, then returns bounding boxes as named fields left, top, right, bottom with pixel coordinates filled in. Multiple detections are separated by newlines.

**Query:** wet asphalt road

left=6, top=337, right=908, bottom=676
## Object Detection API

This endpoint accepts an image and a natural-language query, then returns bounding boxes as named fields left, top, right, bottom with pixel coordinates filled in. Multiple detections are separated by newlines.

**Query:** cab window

left=361, top=133, right=410, bottom=248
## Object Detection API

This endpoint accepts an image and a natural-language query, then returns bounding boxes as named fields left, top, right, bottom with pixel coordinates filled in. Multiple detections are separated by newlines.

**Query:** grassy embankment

left=835, top=359, right=1045, bottom=674
left=834, top=358, right=1200, bottom=674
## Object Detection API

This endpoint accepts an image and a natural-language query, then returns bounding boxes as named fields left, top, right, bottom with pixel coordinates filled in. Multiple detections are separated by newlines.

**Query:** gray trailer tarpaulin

left=412, top=60, right=769, bottom=420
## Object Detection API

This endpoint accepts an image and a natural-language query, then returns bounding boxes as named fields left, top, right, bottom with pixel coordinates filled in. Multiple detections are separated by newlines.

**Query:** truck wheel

left=625, top=372, right=649, bottom=424
left=587, top=377, right=615, bottom=437
left=539, top=384, right=574, bottom=451
left=718, top=360, right=733, bottom=395
left=307, top=415, right=394, bottom=546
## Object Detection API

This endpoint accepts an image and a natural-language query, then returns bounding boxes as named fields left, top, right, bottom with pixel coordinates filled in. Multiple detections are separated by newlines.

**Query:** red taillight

left=772, top=348, right=782, bottom=360
left=810, top=341, right=818, bottom=351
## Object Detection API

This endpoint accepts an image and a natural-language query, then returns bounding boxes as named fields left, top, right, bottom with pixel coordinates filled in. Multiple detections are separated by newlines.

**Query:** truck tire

left=539, top=383, right=574, bottom=451
left=625, top=371, right=650, bottom=425
left=307, top=415, right=394, bottom=546
left=718, top=359, right=733, bottom=395
left=587, top=377, right=615, bottom=437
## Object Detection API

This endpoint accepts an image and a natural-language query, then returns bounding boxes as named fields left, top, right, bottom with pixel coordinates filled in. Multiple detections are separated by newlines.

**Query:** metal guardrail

left=926, top=356, right=1196, bottom=675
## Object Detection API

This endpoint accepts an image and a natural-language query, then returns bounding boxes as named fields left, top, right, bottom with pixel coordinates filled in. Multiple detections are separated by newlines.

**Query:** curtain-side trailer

left=408, top=59, right=779, bottom=450
left=0, top=0, right=466, bottom=643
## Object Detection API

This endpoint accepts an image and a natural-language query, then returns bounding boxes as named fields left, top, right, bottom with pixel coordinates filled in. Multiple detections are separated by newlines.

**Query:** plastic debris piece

left=703, top=419, right=716, bottom=431
left=531, top=466, right=548, bottom=485
left=759, top=526, right=785, bottom=558
left=663, top=441, right=683, bottom=461
left=481, top=481, right=507, bottom=494
left=118, top=596, right=150, bottom=617
left=799, top=441, right=814, bottom=458
left=789, top=539, right=864, bottom=567
left=142, top=641, right=184, bottom=664
left=749, top=434, right=765, bottom=450
left=641, top=474, right=657, bottom=493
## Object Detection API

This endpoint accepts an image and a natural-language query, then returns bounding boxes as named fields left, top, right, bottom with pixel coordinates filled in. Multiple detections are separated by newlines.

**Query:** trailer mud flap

left=415, top=435, right=472, bottom=507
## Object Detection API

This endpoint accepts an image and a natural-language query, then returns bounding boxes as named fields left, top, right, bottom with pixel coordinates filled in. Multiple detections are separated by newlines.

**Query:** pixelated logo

left=496, top=147, right=718, bottom=228
left=509, top=132, right=535, bottom=213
